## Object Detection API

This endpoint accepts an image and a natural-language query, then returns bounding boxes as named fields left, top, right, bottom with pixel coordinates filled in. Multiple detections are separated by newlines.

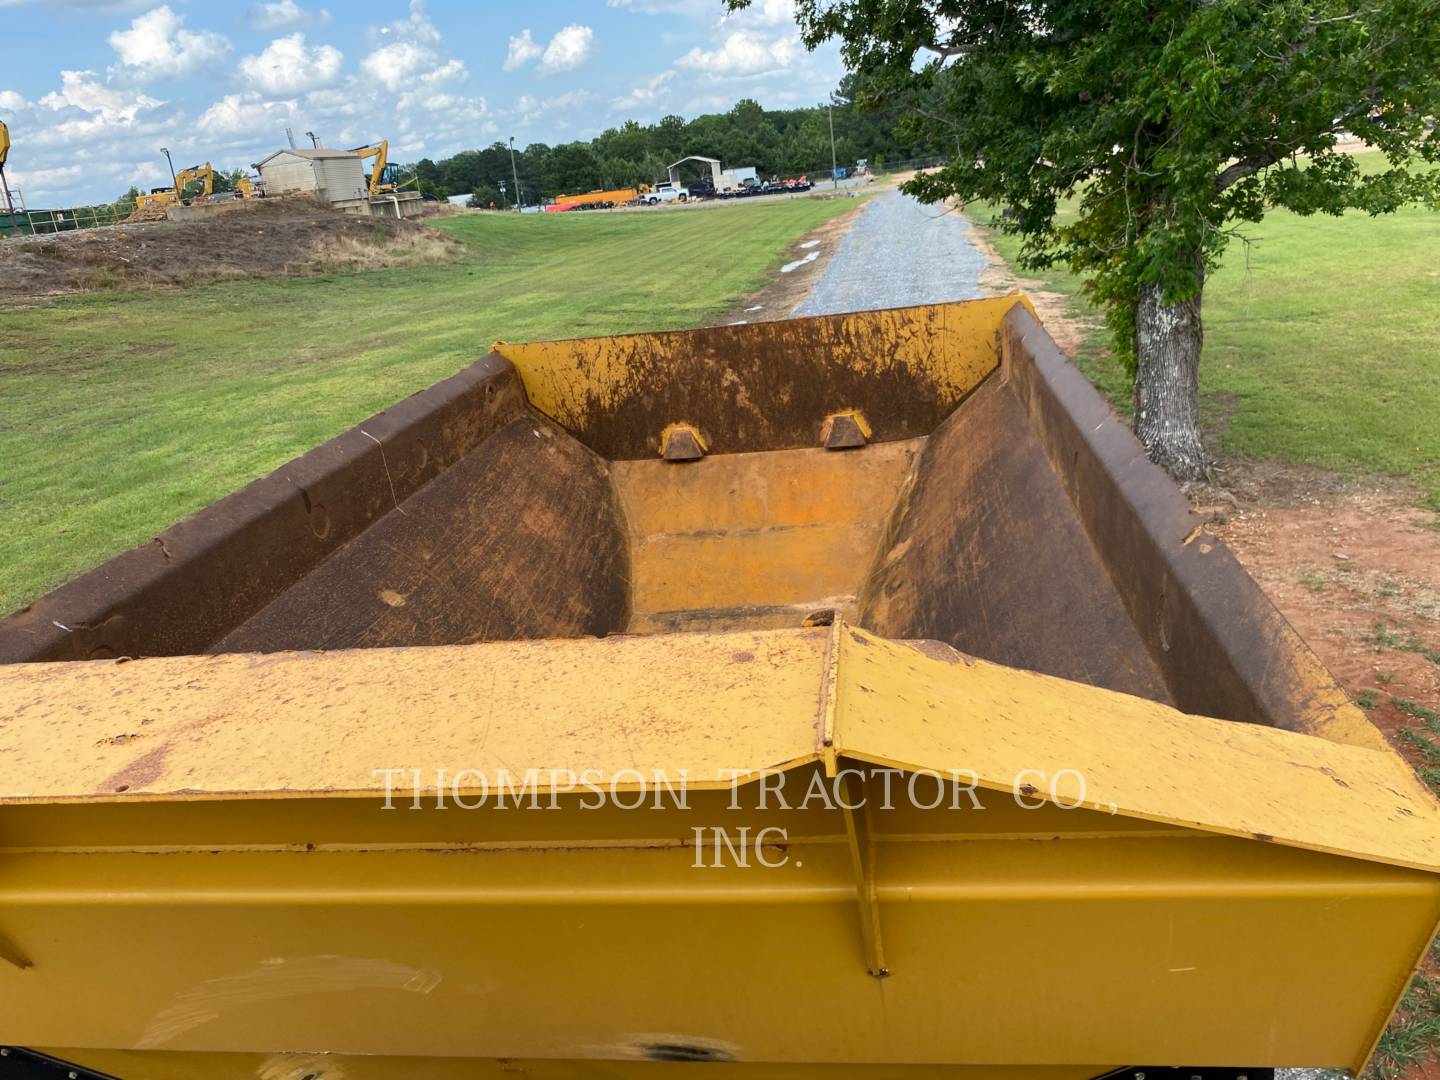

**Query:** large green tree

left=750, top=0, right=1440, bottom=479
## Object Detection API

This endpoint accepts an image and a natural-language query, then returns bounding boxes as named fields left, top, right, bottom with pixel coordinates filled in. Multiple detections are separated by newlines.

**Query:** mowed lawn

left=0, top=199, right=854, bottom=613
left=977, top=151, right=1440, bottom=495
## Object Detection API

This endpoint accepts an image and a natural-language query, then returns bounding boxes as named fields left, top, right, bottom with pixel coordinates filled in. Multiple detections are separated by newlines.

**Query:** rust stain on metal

left=494, top=300, right=1024, bottom=459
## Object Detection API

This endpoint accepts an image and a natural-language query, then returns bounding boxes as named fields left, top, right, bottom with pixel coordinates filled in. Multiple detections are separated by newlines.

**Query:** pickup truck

left=643, top=185, right=687, bottom=205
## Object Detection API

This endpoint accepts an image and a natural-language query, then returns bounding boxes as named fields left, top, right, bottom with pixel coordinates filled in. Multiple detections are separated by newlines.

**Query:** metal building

left=256, top=148, right=367, bottom=204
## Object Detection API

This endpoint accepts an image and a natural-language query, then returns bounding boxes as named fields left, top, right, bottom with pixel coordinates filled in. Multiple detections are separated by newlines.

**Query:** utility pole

left=160, top=147, right=178, bottom=194
left=827, top=102, right=838, bottom=191
left=509, top=136, right=522, bottom=210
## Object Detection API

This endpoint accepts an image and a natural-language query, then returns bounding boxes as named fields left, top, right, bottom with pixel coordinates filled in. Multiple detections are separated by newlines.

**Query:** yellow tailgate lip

left=0, top=621, right=1437, bottom=874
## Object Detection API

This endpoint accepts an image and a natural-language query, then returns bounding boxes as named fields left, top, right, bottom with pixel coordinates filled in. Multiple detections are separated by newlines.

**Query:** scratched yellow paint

left=2, top=622, right=1435, bottom=871
left=43, top=1048, right=1120, bottom=1080
left=833, top=625, right=1440, bottom=873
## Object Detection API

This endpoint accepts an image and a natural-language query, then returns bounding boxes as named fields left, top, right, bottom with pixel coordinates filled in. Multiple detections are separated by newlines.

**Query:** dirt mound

left=0, top=196, right=458, bottom=306
left=123, top=202, right=170, bottom=224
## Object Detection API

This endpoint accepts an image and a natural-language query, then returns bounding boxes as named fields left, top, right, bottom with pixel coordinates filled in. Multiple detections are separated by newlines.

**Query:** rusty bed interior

left=0, top=297, right=1373, bottom=748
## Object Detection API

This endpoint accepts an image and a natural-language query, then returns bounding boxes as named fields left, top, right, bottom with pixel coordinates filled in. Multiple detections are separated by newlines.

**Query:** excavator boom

left=350, top=139, right=396, bottom=196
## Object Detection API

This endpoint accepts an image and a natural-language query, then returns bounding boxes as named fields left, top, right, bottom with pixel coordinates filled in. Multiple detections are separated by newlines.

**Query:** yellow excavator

left=135, top=161, right=214, bottom=209
left=351, top=139, right=400, bottom=196
left=0, top=118, right=14, bottom=212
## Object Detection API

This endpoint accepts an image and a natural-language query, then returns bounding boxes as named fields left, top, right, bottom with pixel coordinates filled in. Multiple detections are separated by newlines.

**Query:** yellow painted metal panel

left=1, top=623, right=1438, bottom=876
left=47, top=1048, right=1114, bottom=1080
left=491, top=298, right=1032, bottom=455
left=614, top=440, right=922, bottom=630
left=0, top=630, right=827, bottom=803
left=832, top=626, right=1440, bottom=872
left=1, top=832, right=1435, bottom=1068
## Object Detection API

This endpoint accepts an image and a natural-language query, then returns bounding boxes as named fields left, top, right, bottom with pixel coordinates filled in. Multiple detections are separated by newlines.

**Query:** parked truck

left=1, top=297, right=1438, bottom=1080
left=549, top=187, right=638, bottom=211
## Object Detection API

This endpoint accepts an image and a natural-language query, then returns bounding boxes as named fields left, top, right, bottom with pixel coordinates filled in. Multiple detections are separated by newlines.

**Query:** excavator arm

left=350, top=140, right=396, bottom=196
left=175, top=163, right=213, bottom=199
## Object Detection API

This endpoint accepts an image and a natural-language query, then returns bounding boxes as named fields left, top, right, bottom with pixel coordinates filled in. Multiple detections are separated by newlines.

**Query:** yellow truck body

left=552, top=187, right=639, bottom=209
left=1, top=298, right=1436, bottom=1080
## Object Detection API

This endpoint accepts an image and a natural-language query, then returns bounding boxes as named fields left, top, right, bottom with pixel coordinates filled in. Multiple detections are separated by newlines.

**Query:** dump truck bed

left=0, top=298, right=1435, bottom=1080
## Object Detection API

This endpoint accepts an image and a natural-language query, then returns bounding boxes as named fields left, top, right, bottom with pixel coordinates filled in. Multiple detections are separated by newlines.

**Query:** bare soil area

left=1198, top=465, right=1440, bottom=756
left=0, top=197, right=459, bottom=307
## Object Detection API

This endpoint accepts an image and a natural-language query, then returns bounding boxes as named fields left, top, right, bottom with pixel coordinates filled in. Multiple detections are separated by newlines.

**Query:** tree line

left=409, top=76, right=946, bottom=206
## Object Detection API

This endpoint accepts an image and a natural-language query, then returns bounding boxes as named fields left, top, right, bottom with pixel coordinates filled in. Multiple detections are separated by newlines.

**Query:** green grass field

left=976, top=152, right=1440, bottom=499
left=0, top=199, right=855, bottom=614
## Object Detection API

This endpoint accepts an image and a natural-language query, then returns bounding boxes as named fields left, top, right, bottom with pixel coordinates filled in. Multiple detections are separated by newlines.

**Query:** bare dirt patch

left=712, top=200, right=869, bottom=325
left=1198, top=463, right=1440, bottom=763
left=0, top=197, right=461, bottom=307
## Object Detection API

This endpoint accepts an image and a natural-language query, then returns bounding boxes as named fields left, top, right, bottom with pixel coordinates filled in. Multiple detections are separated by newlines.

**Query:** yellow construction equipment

left=0, top=118, right=14, bottom=212
left=0, top=297, right=1436, bottom=1080
left=351, top=139, right=399, bottom=196
left=136, top=161, right=215, bottom=208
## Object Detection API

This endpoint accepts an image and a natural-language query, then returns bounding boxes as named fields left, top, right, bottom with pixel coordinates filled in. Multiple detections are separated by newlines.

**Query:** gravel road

left=794, top=188, right=989, bottom=316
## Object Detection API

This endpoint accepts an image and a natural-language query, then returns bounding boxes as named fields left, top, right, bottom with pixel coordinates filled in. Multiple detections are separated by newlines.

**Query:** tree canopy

left=760, top=0, right=1440, bottom=479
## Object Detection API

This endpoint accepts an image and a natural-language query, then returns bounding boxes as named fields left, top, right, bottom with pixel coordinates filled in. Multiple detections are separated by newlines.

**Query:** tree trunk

left=1133, top=258, right=1209, bottom=483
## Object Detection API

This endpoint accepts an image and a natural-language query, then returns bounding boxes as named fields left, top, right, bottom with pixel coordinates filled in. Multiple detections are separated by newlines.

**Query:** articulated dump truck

left=2, top=297, right=1439, bottom=1080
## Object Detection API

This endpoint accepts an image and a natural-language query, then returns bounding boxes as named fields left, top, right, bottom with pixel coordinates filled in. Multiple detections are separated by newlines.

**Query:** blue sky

left=0, top=0, right=844, bottom=206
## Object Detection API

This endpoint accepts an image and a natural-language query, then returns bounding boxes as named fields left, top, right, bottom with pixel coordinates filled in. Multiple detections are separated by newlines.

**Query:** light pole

left=827, top=102, right=838, bottom=191
left=160, top=147, right=178, bottom=194
left=509, top=136, right=522, bottom=210
left=499, top=180, right=509, bottom=209
left=305, top=131, right=319, bottom=148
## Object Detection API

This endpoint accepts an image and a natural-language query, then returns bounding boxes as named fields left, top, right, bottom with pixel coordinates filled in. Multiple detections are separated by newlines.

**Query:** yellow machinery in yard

left=351, top=139, right=399, bottom=197
left=0, top=119, right=14, bottom=212
left=1, top=297, right=1438, bottom=1080
left=136, top=162, right=214, bottom=209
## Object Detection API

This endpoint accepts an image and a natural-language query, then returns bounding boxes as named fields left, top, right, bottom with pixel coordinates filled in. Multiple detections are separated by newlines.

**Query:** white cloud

left=107, top=5, right=231, bottom=80
left=40, top=69, right=158, bottom=123
left=196, top=92, right=296, bottom=138
left=677, top=29, right=797, bottom=76
left=0, top=89, right=30, bottom=110
left=503, top=29, right=541, bottom=71
left=373, top=0, right=441, bottom=46
left=718, top=0, right=795, bottom=28
left=606, top=0, right=710, bottom=13
left=539, top=24, right=592, bottom=75
left=239, top=33, right=342, bottom=95
left=247, top=0, right=331, bottom=30
left=611, top=70, right=674, bottom=112
left=361, top=40, right=437, bottom=90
